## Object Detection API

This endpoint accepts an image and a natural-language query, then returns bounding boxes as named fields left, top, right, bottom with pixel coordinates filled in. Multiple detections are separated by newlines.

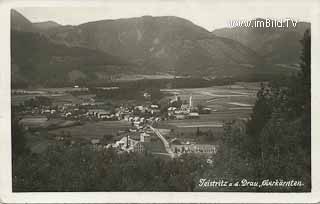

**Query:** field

left=159, top=82, right=260, bottom=136
left=11, top=92, right=84, bottom=106
left=20, top=117, right=80, bottom=129
left=161, top=82, right=259, bottom=111
left=48, top=120, right=131, bottom=140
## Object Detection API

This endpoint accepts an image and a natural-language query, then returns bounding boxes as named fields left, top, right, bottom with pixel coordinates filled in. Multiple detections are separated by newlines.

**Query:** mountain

left=11, top=30, right=135, bottom=88
left=33, top=21, right=61, bottom=31
left=11, top=10, right=137, bottom=87
left=11, top=10, right=303, bottom=87
left=11, top=9, right=36, bottom=32
left=212, top=18, right=310, bottom=65
left=43, top=15, right=262, bottom=76
left=12, top=10, right=61, bottom=32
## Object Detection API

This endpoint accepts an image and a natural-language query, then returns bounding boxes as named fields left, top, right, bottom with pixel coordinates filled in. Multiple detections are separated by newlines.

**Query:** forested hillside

left=11, top=31, right=134, bottom=88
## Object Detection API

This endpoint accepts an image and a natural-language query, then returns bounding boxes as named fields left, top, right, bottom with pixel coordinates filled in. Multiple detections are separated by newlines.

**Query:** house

left=134, top=121, right=142, bottom=126
left=171, top=144, right=217, bottom=155
left=109, top=135, right=146, bottom=153
left=150, top=104, right=159, bottom=109
left=180, top=104, right=190, bottom=111
left=97, top=111, right=110, bottom=119
left=168, top=107, right=177, bottom=111
left=116, top=136, right=140, bottom=152
left=188, top=112, right=200, bottom=119
left=151, top=109, right=160, bottom=115
left=87, top=109, right=107, bottom=117
left=133, top=142, right=145, bottom=153
left=193, top=144, right=217, bottom=154
left=174, top=109, right=188, bottom=115
left=140, top=132, right=151, bottom=142
left=91, top=139, right=100, bottom=145
left=135, top=105, right=144, bottom=111
left=129, top=128, right=137, bottom=132
left=123, top=114, right=131, bottom=121
left=175, top=114, right=186, bottom=120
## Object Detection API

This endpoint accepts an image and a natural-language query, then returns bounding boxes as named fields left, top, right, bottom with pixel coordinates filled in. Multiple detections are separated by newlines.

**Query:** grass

left=48, top=120, right=131, bottom=140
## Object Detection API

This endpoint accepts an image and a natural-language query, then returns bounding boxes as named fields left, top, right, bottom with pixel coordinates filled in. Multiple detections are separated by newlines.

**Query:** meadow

left=157, top=82, right=259, bottom=142
left=48, top=120, right=131, bottom=140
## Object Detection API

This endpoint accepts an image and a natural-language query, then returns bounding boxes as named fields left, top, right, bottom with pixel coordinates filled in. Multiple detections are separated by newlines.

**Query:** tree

left=11, top=111, right=28, bottom=159
left=239, top=29, right=311, bottom=191
left=246, top=83, right=273, bottom=157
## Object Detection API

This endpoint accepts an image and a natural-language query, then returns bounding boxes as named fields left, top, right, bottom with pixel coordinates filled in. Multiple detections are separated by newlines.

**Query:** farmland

left=161, top=82, right=259, bottom=111
left=13, top=81, right=260, bottom=154
left=159, top=82, right=259, bottom=131
left=14, top=82, right=260, bottom=135
left=49, top=120, right=131, bottom=140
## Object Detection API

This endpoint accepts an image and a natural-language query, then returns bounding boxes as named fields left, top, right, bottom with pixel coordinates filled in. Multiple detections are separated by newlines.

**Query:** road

left=148, top=125, right=175, bottom=158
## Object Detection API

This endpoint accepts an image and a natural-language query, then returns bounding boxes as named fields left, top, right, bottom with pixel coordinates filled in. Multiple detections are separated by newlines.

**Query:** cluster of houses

left=89, top=130, right=218, bottom=157
left=167, top=95, right=207, bottom=120
left=18, top=91, right=212, bottom=125
left=18, top=94, right=164, bottom=123
left=85, top=103, right=162, bottom=123
left=90, top=129, right=153, bottom=153
left=17, top=91, right=221, bottom=158
left=87, top=109, right=119, bottom=120
left=18, top=102, right=92, bottom=121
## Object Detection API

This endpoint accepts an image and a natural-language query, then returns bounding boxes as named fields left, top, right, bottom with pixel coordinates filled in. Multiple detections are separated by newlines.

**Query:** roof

left=140, top=132, right=150, bottom=137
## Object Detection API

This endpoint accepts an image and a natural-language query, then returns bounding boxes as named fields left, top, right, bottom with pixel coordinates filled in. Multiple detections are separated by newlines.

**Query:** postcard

left=1, top=0, right=320, bottom=203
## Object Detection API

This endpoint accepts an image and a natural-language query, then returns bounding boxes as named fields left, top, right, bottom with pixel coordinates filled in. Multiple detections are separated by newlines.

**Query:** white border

left=1, top=0, right=320, bottom=203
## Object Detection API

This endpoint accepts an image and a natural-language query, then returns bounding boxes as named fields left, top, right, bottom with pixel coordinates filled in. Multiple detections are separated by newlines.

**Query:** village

left=14, top=88, right=221, bottom=158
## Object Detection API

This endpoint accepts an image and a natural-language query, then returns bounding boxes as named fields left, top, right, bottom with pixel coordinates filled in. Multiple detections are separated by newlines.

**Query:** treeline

left=221, top=29, right=311, bottom=192
left=12, top=71, right=291, bottom=89
left=12, top=143, right=210, bottom=192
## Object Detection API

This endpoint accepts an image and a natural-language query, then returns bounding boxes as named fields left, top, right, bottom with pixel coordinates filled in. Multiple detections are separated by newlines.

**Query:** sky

left=15, top=0, right=313, bottom=30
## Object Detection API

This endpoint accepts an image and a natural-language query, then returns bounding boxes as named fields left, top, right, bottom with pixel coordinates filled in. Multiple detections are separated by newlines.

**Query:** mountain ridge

left=11, top=10, right=307, bottom=87
left=212, top=18, right=311, bottom=65
left=43, top=14, right=261, bottom=76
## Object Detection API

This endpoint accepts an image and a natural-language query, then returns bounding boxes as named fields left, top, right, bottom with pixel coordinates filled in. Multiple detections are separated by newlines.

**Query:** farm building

left=171, top=144, right=217, bottom=154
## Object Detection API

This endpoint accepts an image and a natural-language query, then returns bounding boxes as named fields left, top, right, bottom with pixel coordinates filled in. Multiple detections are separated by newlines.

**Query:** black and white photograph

left=1, top=0, right=320, bottom=202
